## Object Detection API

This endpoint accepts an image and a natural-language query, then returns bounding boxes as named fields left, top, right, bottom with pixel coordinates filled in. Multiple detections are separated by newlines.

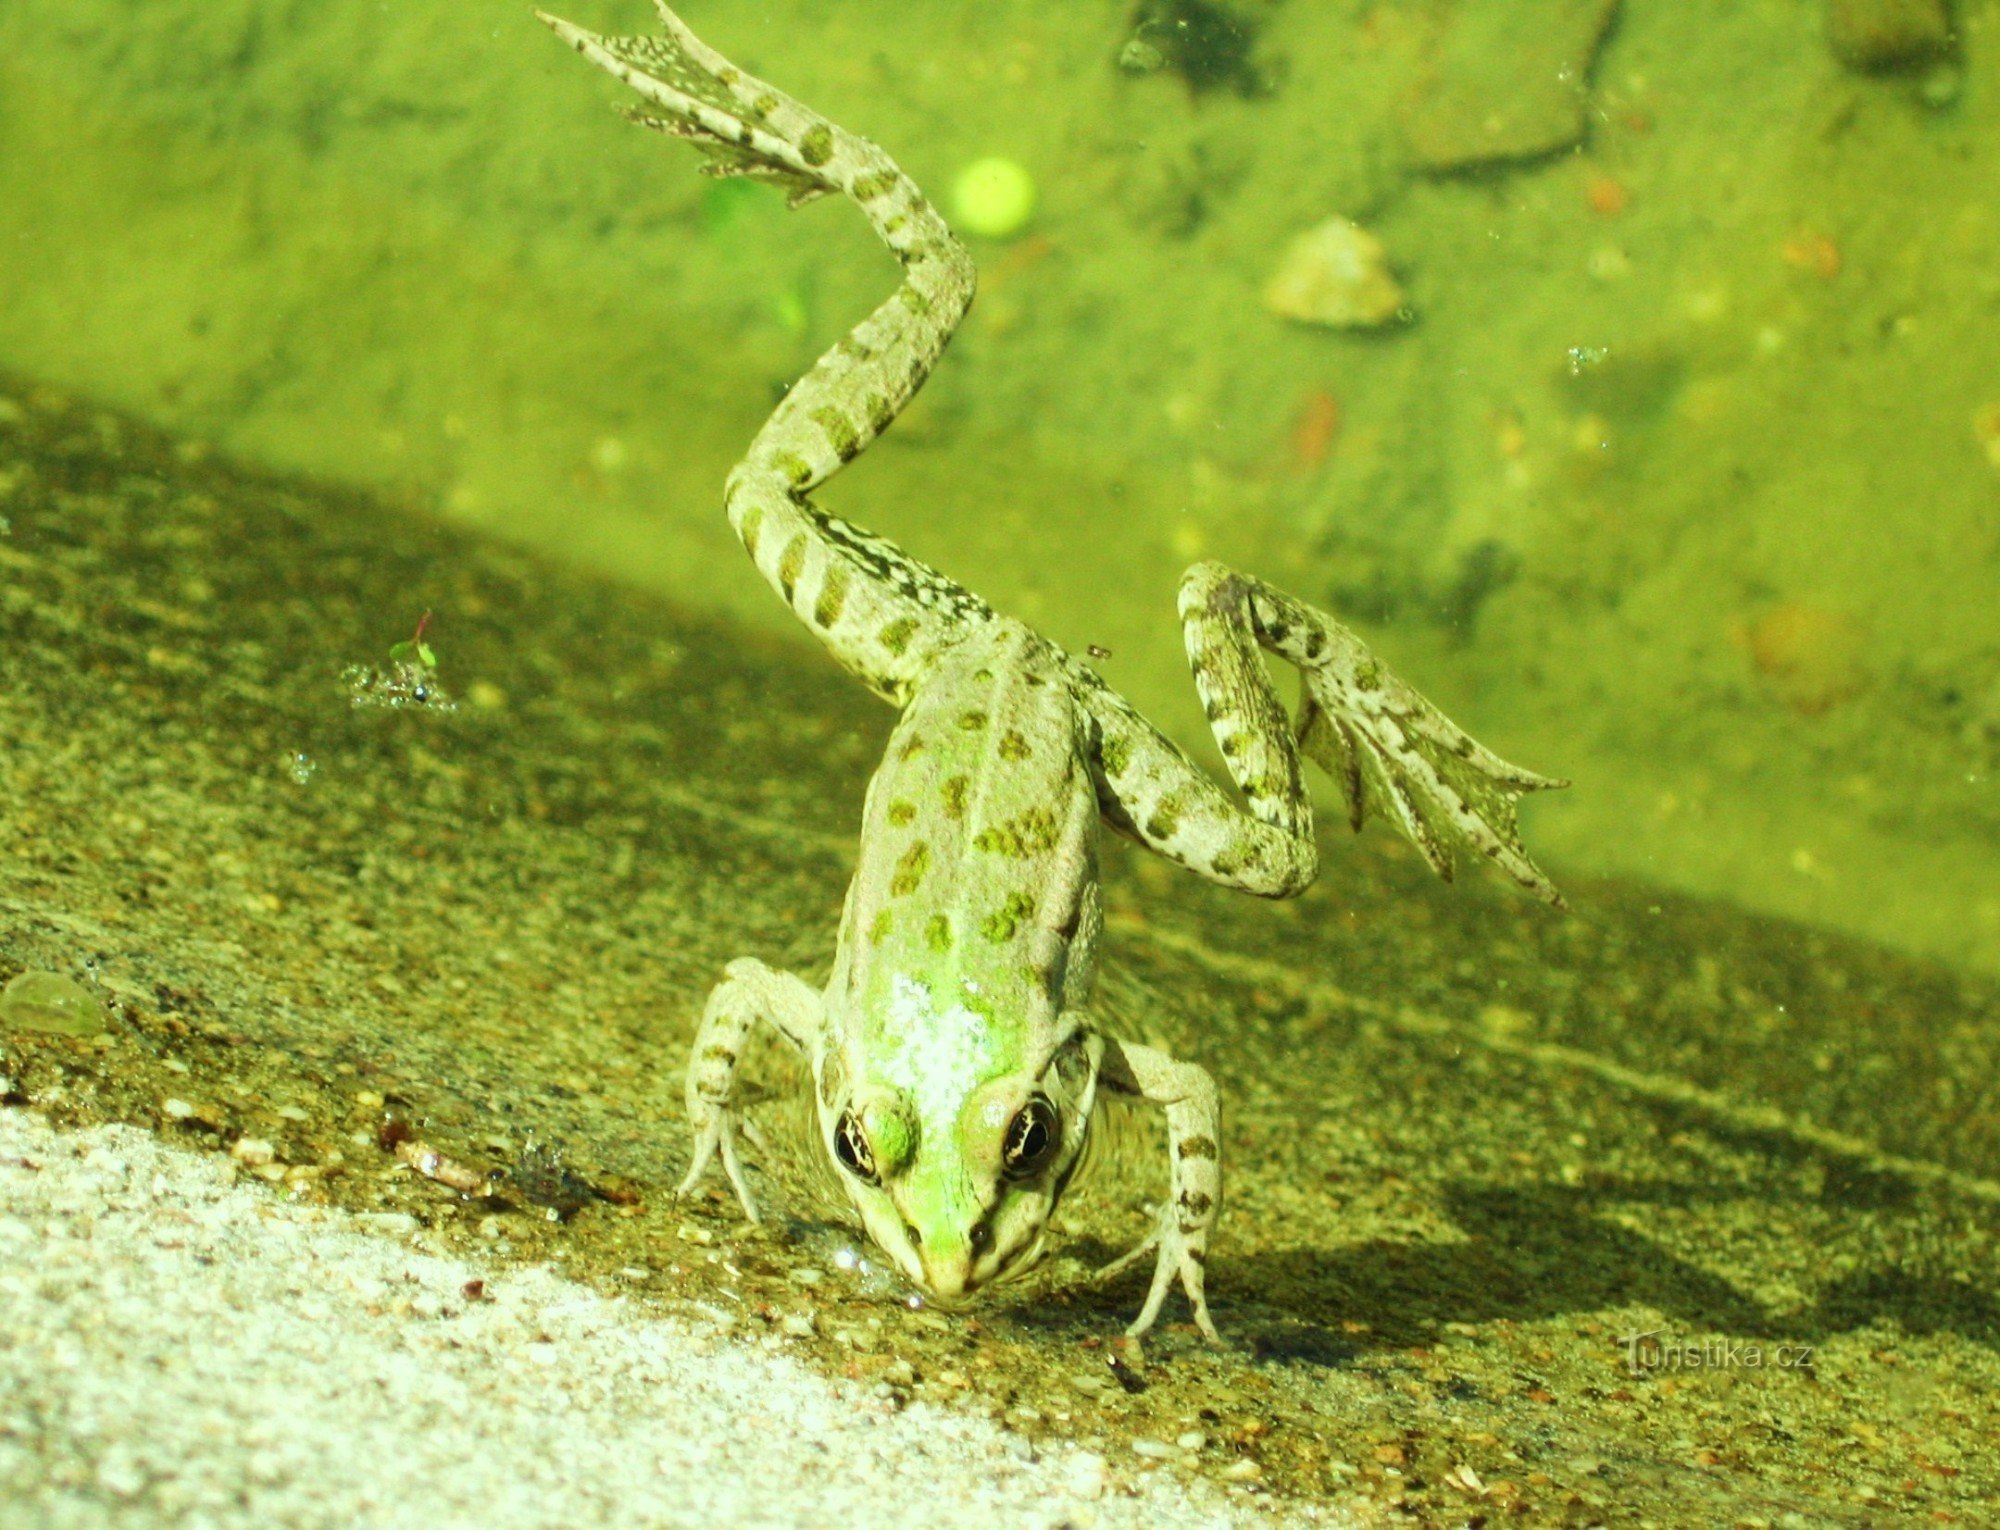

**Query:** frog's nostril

left=903, top=1222, right=923, bottom=1248
left=968, top=1220, right=993, bottom=1253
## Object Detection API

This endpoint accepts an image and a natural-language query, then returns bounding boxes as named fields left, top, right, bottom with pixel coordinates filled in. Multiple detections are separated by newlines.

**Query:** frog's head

left=816, top=1026, right=1098, bottom=1303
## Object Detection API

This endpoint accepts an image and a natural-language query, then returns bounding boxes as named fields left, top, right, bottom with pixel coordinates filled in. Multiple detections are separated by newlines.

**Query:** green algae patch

left=0, top=971, right=106, bottom=1037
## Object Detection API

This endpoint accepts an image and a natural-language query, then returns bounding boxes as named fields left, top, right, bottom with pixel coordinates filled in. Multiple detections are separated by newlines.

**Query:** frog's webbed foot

left=537, top=4, right=843, bottom=208
left=1294, top=635, right=1566, bottom=906
left=1179, top=562, right=1568, bottom=907
left=674, top=957, right=821, bottom=1226
left=1097, top=1039, right=1224, bottom=1343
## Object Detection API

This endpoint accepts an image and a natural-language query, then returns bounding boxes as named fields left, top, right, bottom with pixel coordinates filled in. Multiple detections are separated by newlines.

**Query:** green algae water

left=2, top=1, right=1998, bottom=1523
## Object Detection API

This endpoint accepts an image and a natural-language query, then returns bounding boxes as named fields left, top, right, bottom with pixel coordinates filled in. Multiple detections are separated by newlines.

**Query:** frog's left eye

left=1000, top=1096, right=1060, bottom=1179
left=833, top=1110, right=880, bottom=1185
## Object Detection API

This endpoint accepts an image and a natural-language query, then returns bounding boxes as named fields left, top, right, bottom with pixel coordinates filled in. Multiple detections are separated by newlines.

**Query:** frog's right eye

left=833, top=1109, right=879, bottom=1185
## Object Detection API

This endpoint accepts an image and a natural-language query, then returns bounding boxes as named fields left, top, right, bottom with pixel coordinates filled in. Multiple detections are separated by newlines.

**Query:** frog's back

left=834, top=620, right=1100, bottom=1062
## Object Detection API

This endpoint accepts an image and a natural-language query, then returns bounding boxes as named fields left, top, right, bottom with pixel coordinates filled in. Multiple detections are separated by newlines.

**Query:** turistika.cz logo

left=1619, top=1330, right=1815, bottom=1376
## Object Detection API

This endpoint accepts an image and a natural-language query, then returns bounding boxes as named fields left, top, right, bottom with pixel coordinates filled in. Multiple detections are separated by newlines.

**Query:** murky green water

left=3, top=1, right=1998, bottom=1522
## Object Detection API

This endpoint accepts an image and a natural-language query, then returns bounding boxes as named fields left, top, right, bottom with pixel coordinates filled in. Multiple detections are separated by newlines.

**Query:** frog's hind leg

left=1080, top=562, right=1566, bottom=905
left=539, top=5, right=990, bottom=703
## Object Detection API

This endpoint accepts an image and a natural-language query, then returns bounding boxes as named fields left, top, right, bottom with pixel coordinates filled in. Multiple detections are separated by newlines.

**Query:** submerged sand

left=2, top=381, right=1997, bottom=1524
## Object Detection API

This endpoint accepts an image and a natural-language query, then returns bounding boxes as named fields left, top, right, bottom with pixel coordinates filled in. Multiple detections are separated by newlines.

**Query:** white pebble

left=1264, top=217, right=1406, bottom=329
left=1066, top=1450, right=1108, bottom=1500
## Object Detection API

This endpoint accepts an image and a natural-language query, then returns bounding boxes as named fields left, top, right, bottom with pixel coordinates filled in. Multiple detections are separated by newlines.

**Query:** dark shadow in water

left=1201, top=1174, right=2000, bottom=1367
left=1809, top=1270, right=2000, bottom=1348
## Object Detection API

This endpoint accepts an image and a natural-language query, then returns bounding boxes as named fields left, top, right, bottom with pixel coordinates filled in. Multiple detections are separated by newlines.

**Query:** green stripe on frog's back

left=831, top=621, right=1097, bottom=1090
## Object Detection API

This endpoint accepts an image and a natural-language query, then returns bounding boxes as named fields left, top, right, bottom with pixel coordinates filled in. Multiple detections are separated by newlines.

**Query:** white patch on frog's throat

left=879, top=972, right=997, bottom=1135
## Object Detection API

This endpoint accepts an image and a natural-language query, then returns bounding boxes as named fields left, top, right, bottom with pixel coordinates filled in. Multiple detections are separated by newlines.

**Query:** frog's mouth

left=907, top=1228, right=1048, bottom=1307
left=987, top=1230, right=1049, bottom=1287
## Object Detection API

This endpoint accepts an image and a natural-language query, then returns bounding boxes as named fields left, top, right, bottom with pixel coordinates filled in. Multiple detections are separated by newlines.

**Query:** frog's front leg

left=677, top=957, right=821, bottom=1222
left=1097, top=1037, right=1223, bottom=1342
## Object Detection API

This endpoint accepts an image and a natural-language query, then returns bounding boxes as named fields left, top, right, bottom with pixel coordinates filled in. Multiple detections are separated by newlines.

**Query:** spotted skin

left=543, top=3, right=1565, bottom=1339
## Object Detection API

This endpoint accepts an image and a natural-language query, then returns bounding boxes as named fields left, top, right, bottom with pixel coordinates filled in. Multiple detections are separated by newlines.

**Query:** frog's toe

left=1102, top=1214, right=1221, bottom=1342
left=1094, top=1223, right=1160, bottom=1285
left=677, top=1114, right=763, bottom=1223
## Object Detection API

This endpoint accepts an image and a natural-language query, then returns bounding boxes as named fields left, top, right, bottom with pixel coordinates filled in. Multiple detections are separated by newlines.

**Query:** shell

left=1264, top=218, right=1406, bottom=329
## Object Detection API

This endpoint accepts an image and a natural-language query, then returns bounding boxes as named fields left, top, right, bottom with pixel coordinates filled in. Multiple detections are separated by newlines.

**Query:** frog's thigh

left=687, top=957, right=821, bottom=1110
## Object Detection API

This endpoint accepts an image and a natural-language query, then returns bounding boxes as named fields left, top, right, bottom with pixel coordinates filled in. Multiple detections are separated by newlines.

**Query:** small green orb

left=950, top=156, right=1037, bottom=239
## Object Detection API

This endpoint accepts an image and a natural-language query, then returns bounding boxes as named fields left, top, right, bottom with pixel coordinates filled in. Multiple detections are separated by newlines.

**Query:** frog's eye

left=1000, top=1096, right=1060, bottom=1179
left=833, top=1109, right=879, bottom=1185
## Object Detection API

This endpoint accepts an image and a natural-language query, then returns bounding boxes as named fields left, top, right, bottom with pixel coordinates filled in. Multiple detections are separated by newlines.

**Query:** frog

left=540, top=2, right=1566, bottom=1339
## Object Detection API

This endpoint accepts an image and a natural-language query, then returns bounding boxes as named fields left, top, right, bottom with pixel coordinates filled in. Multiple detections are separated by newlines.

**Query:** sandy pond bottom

left=2, top=379, right=1998, bottom=1526
left=0, top=1107, right=1242, bottom=1530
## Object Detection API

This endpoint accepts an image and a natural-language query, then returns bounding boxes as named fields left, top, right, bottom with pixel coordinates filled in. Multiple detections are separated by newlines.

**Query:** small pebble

left=352, top=1212, right=419, bottom=1237
left=1132, top=1438, right=1175, bottom=1460
left=1223, top=1458, right=1263, bottom=1481
left=1176, top=1430, right=1207, bottom=1451
left=0, top=970, right=106, bottom=1037
left=1066, top=1450, right=1108, bottom=1500
left=1828, top=0, right=1951, bottom=69
left=94, top=1446, right=149, bottom=1498
left=230, top=1137, right=277, bottom=1168
left=1264, top=218, right=1406, bottom=330
left=780, top=1312, right=816, bottom=1339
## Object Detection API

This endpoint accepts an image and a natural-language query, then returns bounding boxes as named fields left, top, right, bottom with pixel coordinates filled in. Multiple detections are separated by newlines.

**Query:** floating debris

left=394, top=1137, right=496, bottom=1197
left=0, top=969, right=106, bottom=1037
left=1567, top=345, right=1611, bottom=377
left=509, top=1138, right=597, bottom=1222
left=344, top=609, right=457, bottom=712
left=1263, top=218, right=1406, bottom=330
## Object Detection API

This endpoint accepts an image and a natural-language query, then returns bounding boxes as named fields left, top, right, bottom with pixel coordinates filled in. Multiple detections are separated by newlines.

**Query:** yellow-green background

left=2, top=0, right=1996, bottom=973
